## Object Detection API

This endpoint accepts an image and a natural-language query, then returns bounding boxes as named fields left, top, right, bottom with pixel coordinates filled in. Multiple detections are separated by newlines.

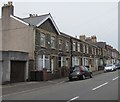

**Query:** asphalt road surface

left=2, top=70, right=119, bottom=101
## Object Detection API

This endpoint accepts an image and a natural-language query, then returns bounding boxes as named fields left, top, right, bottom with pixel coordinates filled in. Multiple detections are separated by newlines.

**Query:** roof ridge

left=12, top=15, right=23, bottom=21
left=22, top=13, right=50, bottom=19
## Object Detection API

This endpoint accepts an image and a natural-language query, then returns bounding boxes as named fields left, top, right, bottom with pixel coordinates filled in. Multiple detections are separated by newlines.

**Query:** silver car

left=104, top=64, right=116, bottom=72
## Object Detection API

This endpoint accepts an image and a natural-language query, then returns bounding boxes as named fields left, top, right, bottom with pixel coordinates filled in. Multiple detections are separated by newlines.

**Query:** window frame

left=59, top=39, right=62, bottom=50
left=51, top=35, right=55, bottom=48
left=73, top=42, right=76, bottom=51
left=40, top=32, right=45, bottom=47
left=77, top=43, right=80, bottom=52
left=66, top=41, right=69, bottom=52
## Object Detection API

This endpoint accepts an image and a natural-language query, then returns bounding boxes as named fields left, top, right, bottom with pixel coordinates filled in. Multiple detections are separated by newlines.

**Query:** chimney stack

left=79, top=35, right=86, bottom=41
left=2, top=1, right=14, bottom=18
left=91, top=35, right=97, bottom=43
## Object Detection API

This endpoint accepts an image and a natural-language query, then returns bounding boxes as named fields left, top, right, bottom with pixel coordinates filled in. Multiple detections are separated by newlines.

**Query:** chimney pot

left=79, top=35, right=86, bottom=41
left=29, top=14, right=38, bottom=17
left=29, top=14, right=32, bottom=17
left=8, top=1, right=13, bottom=5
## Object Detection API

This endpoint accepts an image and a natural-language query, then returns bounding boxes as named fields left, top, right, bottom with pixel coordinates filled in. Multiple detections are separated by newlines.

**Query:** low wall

left=30, top=68, right=69, bottom=81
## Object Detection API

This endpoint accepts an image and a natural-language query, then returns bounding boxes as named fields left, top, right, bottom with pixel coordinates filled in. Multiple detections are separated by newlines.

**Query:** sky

left=0, top=0, right=119, bottom=50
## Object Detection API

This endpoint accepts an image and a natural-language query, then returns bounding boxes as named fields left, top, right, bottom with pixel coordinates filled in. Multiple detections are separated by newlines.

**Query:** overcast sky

left=0, top=0, right=119, bottom=50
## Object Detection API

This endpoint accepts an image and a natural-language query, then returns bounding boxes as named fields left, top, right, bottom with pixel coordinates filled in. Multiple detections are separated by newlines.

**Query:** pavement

left=2, top=70, right=104, bottom=96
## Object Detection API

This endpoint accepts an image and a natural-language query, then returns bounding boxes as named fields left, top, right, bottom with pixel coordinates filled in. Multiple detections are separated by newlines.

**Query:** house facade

left=0, top=2, right=65, bottom=83
left=80, top=35, right=98, bottom=71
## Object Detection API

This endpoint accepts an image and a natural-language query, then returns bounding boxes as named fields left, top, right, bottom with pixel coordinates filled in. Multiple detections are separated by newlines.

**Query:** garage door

left=10, top=61, right=26, bottom=83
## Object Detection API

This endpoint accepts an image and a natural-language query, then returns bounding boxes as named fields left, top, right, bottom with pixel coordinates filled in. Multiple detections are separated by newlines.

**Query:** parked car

left=68, top=66, right=93, bottom=81
left=115, top=63, right=120, bottom=70
left=104, top=64, right=116, bottom=72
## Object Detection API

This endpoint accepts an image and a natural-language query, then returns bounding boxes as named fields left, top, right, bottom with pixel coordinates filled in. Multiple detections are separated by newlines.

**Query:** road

left=2, top=70, right=119, bottom=101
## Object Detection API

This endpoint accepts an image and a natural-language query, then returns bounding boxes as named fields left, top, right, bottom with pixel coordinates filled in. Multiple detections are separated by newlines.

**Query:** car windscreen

left=73, top=67, right=80, bottom=72
left=106, top=64, right=112, bottom=67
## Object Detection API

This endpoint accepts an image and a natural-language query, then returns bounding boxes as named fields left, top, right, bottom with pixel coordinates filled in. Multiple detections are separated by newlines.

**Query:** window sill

left=51, top=48, right=56, bottom=50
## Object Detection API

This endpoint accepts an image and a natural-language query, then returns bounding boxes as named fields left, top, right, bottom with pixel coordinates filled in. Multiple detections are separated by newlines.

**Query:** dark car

left=115, top=63, right=120, bottom=70
left=68, top=66, right=93, bottom=81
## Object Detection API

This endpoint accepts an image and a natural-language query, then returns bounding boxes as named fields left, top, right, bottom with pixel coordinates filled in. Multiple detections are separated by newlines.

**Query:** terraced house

left=79, top=35, right=98, bottom=71
left=0, top=2, right=119, bottom=84
left=85, top=36, right=119, bottom=69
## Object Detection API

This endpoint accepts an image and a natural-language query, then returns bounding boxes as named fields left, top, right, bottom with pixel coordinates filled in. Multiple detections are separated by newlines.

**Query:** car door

left=83, top=66, right=90, bottom=77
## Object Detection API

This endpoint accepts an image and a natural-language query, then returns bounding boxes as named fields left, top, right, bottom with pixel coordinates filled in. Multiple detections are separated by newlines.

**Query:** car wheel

left=90, top=74, right=93, bottom=78
left=69, top=78, right=73, bottom=81
left=82, top=75, right=86, bottom=80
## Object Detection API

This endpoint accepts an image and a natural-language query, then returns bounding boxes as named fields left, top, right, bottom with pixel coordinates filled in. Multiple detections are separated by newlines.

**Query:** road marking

left=67, top=96, right=79, bottom=102
left=92, top=82, right=108, bottom=91
left=112, top=76, right=119, bottom=81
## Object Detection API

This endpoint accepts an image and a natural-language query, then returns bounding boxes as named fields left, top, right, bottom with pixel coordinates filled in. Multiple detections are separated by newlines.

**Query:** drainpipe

left=70, top=38, right=72, bottom=67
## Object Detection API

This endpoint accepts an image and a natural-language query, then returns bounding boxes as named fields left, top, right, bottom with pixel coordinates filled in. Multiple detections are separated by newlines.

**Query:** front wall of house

left=35, top=19, right=59, bottom=71
left=35, top=29, right=58, bottom=55
left=2, top=17, right=34, bottom=59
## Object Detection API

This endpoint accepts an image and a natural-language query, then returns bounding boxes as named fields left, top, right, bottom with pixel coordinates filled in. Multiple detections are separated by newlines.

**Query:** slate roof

left=10, top=13, right=61, bottom=35
left=22, top=14, right=49, bottom=26
left=61, top=32, right=97, bottom=47
left=60, top=32, right=72, bottom=38
left=95, top=42, right=106, bottom=48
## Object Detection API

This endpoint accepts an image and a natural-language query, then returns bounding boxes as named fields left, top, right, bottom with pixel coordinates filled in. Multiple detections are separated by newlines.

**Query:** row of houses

left=0, top=2, right=119, bottom=84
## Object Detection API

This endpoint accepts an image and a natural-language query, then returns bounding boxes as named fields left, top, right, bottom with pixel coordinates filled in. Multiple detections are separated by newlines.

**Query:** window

left=89, top=46, right=92, bottom=54
left=80, top=43, right=83, bottom=52
left=59, top=39, right=62, bottom=50
left=37, top=55, right=50, bottom=71
left=73, top=42, right=76, bottom=51
left=72, top=56, right=79, bottom=67
left=66, top=58, right=69, bottom=67
left=86, top=45, right=89, bottom=53
left=66, top=41, right=69, bottom=51
left=98, top=48, right=100, bottom=55
left=100, top=48, right=102, bottom=55
left=51, top=36, right=55, bottom=48
left=77, top=43, right=80, bottom=52
left=92, top=48, right=94, bottom=54
left=83, top=57, right=88, bottom=66
left=58, top=57, right=66, bottom=67
left=94, top=48, right=96, bottom=55
left=83, top=44, right=85, bottom=53
left=40, top=33, right=45, bottom=47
